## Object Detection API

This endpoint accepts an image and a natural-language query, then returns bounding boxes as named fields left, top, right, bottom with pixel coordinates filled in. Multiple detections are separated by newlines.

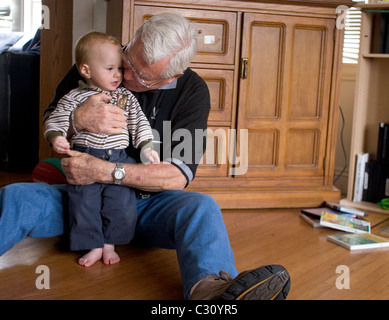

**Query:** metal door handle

left=241, top=58, right=248, bottom=79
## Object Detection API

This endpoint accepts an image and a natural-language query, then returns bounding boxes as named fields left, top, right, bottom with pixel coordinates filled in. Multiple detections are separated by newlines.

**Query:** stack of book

left=354, top=123, right=389, bottom=203
left=300, top=202, right=369, bottom=230
left=300, top=202, right=389, bottom=250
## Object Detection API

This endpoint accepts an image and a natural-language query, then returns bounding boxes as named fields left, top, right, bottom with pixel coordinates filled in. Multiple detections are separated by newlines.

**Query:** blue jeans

left=0, top=182, right=238, bottom=299
left=69, top=147, right=137, bottom=250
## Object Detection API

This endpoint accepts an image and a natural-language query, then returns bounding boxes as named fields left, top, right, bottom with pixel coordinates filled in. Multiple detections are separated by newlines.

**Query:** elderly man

left=0, top=13, right=290, bottom=300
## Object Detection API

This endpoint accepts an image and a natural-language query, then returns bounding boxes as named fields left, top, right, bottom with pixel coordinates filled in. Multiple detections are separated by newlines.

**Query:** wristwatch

left=112, top=163, right=125, bottom=185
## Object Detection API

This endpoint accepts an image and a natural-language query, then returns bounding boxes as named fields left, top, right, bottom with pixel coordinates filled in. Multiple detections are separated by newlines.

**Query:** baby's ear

left=80, top=63, right=91, bottom=79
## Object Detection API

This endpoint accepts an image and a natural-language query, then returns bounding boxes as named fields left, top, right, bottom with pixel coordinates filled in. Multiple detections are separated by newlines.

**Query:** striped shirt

left=44, top=84, right=154, bottom=150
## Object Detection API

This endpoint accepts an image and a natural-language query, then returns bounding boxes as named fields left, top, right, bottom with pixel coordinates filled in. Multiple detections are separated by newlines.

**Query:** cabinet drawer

left=192, top=68, right=234, bottom=124
left=133, top=6, right=237, bottom=65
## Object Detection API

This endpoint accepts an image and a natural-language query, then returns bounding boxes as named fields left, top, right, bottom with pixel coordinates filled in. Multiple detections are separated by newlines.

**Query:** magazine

left=319, top=211, right=370, bottom=234
left=300, top=206, right=357, bottom=228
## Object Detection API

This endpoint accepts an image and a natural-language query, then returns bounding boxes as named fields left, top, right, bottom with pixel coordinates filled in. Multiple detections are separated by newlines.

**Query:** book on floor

left=327, top=233, right=389, bottom=250
left=319, top=211, right=370, bottom=234
left=300, top=212, right=323, bottom=228
left=324, top=202, right=367, bottom=217
left=302, top=207, right=353, bottom=217
left=300, top=206, right=358, bottom=228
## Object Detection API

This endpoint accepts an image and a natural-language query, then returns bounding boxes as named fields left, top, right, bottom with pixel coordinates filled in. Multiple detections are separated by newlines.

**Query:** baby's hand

left=142, top=148, right=160, bottom=164
left=52, top=136, right=71, bottom=154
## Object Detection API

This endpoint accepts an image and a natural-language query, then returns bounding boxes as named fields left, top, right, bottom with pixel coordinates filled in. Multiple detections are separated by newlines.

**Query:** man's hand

left=61, top=150, right=112, bottom=185
left=61, top=151, right=187, bottom=191
left=73, top=93, right=127, bottom=134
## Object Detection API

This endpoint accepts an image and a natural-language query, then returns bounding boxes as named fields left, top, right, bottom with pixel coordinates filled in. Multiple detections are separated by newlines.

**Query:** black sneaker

left=189, top=264, right=290, bottom=300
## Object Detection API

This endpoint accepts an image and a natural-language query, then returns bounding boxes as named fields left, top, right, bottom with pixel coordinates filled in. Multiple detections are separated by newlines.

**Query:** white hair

left=126, top=13, right=198, bottom=78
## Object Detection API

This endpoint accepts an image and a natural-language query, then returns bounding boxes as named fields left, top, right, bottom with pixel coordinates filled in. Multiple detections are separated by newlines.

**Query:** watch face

left=114, top=170, right=124, bottom=180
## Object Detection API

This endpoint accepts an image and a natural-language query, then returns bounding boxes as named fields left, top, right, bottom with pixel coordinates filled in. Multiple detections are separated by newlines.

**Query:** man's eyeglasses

left=123, top=58, right=165, bottom=89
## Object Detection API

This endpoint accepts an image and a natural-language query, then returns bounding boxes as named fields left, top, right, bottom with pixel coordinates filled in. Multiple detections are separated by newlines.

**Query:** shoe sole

left=220, top=264, right=290, bottom=300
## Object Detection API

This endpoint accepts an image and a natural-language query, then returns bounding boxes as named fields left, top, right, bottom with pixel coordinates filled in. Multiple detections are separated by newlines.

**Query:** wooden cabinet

left=236, top=13, right=335, bottom=183
left=340, top=3, right=389, bottom=214
left=109, top=0, right=352, bottom=209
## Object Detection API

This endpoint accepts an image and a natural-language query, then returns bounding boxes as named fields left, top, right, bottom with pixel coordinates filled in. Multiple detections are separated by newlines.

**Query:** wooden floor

left=2, top=172, right=389, bottom=300
left=0, top=171, right=33, bottom=188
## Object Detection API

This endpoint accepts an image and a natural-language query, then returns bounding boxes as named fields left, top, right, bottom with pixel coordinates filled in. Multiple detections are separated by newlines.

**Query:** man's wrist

left=101, top=162, right=117, bottom=184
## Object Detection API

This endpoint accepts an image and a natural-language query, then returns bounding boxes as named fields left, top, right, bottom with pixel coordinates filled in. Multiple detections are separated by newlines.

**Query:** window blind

left=0, top=0, right=11, bottom=31
left=343, top=0, right=365, bottom=64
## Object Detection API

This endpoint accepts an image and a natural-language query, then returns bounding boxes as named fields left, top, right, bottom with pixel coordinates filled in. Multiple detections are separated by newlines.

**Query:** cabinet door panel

left=286, top=129, right=319, bottom=167
left=132, top=6, right=237, bottom=65
left=236, top=13, right=335, bottom=180
left=247, top=130, right=279, bottom=168
left=245, top=22, right=284, bottom=120
left=289, top=26, right=328, bottom=119
left=193, top=68, right=234, bottom=124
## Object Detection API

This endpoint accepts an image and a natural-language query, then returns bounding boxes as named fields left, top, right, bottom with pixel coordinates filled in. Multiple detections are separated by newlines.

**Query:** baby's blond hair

left=75, top=31, right=122, bottom=71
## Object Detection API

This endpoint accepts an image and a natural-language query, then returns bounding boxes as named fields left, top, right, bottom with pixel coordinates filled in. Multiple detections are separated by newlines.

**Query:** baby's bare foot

left=78, top=248, right=103, bottom=267
left=103, top=244, right=120, bottom=265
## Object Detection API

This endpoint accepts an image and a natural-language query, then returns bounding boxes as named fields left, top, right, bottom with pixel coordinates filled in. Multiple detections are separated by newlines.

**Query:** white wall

left=72, top=0, right=107, bottom=62
left=334, top=63, right=357, bottom=195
